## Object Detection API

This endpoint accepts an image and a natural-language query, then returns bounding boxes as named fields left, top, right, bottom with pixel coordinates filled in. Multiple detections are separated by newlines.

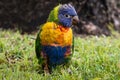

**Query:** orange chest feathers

left=40, top=22, right=73, bottom=47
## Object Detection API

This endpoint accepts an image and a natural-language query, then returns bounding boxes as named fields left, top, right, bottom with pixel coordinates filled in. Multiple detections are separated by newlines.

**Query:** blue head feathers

left=58, top=4, right=79, bottom=27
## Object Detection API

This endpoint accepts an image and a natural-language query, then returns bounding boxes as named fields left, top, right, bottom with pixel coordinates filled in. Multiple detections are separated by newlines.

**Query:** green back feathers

left=47, top=5, right=61, bottom=22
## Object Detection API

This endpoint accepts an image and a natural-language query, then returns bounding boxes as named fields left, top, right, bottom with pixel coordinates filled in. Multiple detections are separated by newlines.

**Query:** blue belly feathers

left=42, top=46, right=70, bottom=66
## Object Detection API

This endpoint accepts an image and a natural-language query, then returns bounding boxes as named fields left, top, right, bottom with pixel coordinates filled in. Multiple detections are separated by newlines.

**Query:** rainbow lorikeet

left=35, top=4, right=79, bottom=73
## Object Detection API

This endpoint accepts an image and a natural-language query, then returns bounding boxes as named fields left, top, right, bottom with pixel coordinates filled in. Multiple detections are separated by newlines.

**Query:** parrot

left=35, top=4, right=79, bottom=73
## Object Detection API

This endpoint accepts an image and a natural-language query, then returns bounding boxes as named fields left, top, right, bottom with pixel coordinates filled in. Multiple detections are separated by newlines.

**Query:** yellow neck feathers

left=40, top=22, right=73, bottom=47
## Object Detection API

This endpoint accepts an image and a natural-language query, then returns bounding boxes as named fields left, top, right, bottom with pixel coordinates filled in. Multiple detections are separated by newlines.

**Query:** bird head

left=47, top=4, right=79, bottom=28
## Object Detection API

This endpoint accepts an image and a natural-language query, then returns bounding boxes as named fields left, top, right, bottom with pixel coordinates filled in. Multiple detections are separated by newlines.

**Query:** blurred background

left=0, top=0, right=120, bottom=35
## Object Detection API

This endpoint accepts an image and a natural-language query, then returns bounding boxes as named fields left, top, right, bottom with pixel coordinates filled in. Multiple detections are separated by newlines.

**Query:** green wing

left=35, top=32, right=41, bottom=59
left=35, top=25, right=43, bottom=59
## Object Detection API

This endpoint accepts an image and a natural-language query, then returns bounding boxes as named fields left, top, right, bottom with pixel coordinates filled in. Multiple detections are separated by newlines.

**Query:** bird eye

left=64, top=14, right=71, bottom=18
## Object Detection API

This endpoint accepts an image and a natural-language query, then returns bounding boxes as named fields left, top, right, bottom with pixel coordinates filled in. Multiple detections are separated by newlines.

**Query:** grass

left=0, top=29, right=120, bottom=80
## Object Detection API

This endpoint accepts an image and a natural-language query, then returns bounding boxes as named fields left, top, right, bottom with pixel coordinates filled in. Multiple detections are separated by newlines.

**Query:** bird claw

left=44, top=68, right=50, bottom=74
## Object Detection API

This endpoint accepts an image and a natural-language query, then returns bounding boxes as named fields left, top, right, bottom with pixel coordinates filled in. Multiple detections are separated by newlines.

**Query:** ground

left=0, top=29, right=120, bottom=80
